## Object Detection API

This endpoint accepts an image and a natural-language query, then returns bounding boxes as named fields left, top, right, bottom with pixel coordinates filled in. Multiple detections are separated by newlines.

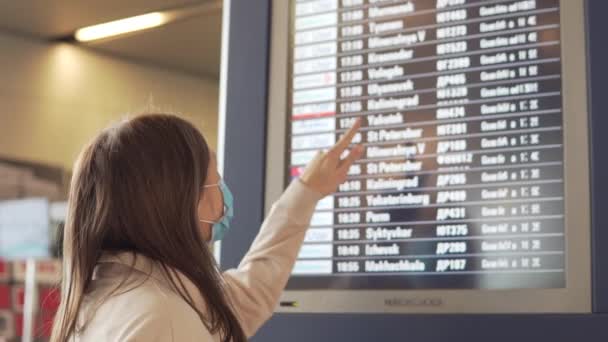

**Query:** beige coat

left=74, top=180, right=322, bottom=341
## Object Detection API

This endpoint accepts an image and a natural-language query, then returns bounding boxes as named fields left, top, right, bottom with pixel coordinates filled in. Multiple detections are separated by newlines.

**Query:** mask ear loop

left=200, top=181, right=226, bottom=223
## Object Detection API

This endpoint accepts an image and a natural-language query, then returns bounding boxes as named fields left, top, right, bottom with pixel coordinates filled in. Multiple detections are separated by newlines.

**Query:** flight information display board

left=286, top=0, right=565, bottom=290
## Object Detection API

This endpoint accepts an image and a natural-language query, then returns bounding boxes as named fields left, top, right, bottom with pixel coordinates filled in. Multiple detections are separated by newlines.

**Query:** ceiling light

left=75, top=12, right=168, bottom=42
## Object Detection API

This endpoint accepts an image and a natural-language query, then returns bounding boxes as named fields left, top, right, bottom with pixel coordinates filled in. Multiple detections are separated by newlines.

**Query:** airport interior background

left=0, top=1, right=222, bottom=340
left=2, top=0, right=608, bottom=341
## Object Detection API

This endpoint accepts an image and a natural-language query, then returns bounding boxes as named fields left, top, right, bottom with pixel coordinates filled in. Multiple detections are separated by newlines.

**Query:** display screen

left=286, top=0, right=565, bottom=290
left=0, top=198, right=50, bottom=259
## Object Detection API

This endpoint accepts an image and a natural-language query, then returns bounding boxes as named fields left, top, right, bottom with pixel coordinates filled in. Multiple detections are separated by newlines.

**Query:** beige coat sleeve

left=222, top=179, right=323, bottom=337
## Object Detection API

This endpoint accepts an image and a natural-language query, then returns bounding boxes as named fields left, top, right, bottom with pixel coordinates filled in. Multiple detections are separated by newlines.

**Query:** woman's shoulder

left=79, top=277, right=213, bottom=341
left=78, top=256, right=214, bottom=341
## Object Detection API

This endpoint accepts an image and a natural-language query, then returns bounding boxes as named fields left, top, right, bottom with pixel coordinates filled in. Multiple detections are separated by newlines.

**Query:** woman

left=50, top=114, right=363, bottom=341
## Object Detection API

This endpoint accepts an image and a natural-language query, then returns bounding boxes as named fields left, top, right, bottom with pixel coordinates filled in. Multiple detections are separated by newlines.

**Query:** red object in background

left=12, top=286, right=25, bottom=312
left=38, top=311, right=55, bottom=338
left=14, top=312, right=54, bottom=338
left=0, top=284, right=10, bottom=309
left=0, top=260, right=9, bottom=282
left=14, top=313, right=24, bottom=338
left=14, top=313, right=22, bottom=338
left=39, top=287, right=60, bottom=313
left=10, top=286, right=60, bottom=313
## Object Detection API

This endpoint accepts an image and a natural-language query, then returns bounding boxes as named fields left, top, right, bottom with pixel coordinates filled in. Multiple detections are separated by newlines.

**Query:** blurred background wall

left=0, top=32, right=219, bottom=170
left=0, top=1, right=224, bottom=340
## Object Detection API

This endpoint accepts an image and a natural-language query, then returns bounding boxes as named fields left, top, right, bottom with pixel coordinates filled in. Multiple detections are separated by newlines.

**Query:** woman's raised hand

left=300, top=118, right=364, bottom=196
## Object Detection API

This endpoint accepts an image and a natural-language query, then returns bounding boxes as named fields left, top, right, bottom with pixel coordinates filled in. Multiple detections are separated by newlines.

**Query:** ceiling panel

left=0, top=0, right=209, bottom=37
left=85, top=11, right=222, bottom=78
left=0, top=0, right=221, bottom=78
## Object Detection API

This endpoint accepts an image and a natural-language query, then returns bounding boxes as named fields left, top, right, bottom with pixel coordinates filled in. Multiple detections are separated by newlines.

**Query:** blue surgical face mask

left=200, top=180, right=234, bottom=242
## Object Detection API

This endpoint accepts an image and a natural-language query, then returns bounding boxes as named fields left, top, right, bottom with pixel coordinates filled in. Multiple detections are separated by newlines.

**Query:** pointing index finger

left=330, top=118, right=361, bottom=156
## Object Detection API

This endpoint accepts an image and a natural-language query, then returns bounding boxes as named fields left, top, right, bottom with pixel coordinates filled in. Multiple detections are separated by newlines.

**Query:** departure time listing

left=286, top=0, right=565, bottom=290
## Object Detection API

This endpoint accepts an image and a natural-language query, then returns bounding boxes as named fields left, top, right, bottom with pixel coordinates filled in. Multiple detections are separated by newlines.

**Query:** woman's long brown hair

left=50, top=114, right=246, bottom=342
